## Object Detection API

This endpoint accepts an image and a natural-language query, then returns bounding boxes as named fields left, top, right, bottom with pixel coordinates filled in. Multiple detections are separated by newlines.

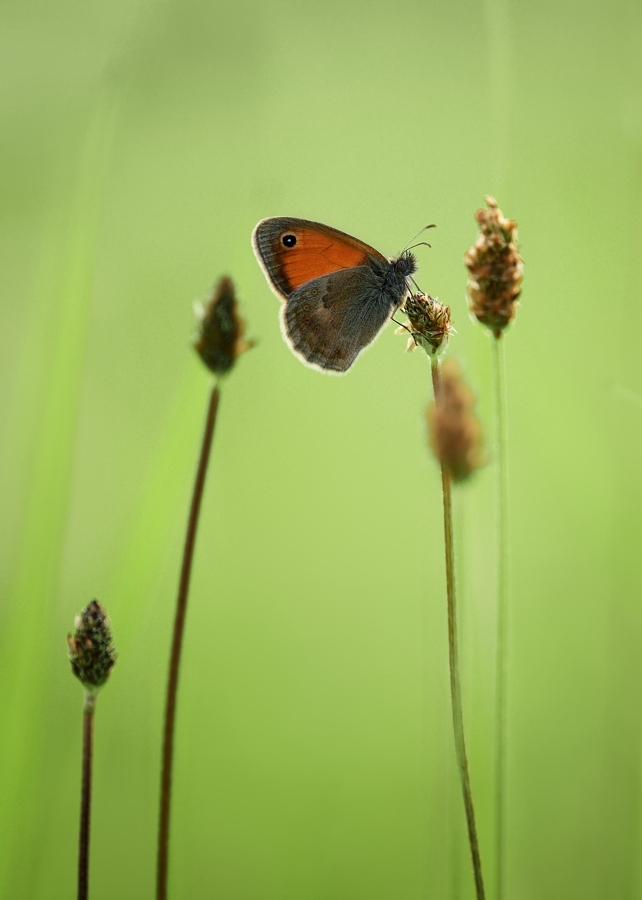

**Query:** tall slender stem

left=78, top=693, right=96, bottom=900
left=431, top=361, right=486, bottom=900
left=157, top=383, right=221, bottom=900
left=492, top=334, right=509, bottom=900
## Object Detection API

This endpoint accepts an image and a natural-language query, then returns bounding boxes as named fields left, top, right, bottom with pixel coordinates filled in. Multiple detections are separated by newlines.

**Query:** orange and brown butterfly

left=252, top=217, right=417, bottom=373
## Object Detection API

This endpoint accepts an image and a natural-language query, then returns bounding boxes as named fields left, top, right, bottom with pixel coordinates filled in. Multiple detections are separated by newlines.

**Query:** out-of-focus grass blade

left=103, top=358, right=208, bottom=654
left=0, top=94, right=119, bottom=894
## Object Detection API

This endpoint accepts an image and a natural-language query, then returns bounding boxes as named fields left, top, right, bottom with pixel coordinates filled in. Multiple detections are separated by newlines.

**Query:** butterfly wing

left=281, top=266, right=399, bottom=373
left=252, top=217, right=388, bottom=300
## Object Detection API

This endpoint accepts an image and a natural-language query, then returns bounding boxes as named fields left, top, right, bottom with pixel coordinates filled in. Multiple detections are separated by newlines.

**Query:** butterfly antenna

left=402, top=223, right=436, bottom=254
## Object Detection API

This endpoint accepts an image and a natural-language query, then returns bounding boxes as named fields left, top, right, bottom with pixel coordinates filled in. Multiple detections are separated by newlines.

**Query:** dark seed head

left=193, top=276, right=254, bottom=378
left=67, top=600, right=117, bottom=693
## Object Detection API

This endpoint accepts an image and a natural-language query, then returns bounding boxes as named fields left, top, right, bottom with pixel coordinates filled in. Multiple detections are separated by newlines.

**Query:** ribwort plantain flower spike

left=67, top=599, right=117, bottom=695
left=158, top=272, right=254, bottom=900
left=397, top=292, right=453, bottom=357
left=427, top=359, right=485, bottom=483
left=193, top=276, right=255, bottom=377
left=465, top=196, right=523, bottom=338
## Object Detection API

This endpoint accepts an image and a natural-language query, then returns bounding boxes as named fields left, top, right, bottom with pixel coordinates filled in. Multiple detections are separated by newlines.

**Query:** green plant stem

left=431, top=360, right=486, bottom=900
left=492, top=334, right=509, bottom=900
left=157, top=383, right=221, bottom=900
left=78, top=692, right=96, bottom=900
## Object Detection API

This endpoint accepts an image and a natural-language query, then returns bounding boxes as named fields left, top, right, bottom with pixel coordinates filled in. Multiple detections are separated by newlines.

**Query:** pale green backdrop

left=1, top=0, right=641, bottom=898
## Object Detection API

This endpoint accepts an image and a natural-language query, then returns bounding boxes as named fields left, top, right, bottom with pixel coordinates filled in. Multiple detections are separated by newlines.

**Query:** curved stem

left=157, top=383, right=221, bottom=900
left=492, top=334, right=509, bottom=900
left=431, top=361, right=486, bottom=900
left=78, top=693, right=96, bottom=900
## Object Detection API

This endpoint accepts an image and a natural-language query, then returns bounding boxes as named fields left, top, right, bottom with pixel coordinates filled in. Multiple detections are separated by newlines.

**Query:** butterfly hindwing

left=281, top=267, right=398, bottom=373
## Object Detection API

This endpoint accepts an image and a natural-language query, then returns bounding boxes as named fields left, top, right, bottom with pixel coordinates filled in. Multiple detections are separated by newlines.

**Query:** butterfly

left=252, top=217, right=418, bottom=373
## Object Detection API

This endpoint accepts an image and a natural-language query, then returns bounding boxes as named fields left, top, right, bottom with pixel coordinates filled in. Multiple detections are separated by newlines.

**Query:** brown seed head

left=193, top=276, right=255, bottom=377
left=465, top=196, right=523, bottom=337
left=397, top=292, right=453, bottom=356
left=427, top=359, right=485, bottom=482
left=67, top=599, right=117, bottom=693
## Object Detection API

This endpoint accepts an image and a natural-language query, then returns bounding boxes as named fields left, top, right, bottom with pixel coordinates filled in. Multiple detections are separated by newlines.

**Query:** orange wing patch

left=253, top=217, right=388, bottom=300
left=276, top=226, right=371, bottom=293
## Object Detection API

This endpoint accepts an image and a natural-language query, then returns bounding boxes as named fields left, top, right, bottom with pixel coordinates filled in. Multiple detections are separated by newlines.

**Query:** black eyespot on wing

left=282, top=234, right=297, bottom=248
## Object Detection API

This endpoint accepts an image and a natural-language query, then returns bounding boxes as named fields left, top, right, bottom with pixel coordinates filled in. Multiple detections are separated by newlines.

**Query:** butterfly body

left=252, top=217, right=417, bottom=373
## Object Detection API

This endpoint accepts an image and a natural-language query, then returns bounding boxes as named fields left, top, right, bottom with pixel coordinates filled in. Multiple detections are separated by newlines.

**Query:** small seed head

left=193, top=276, right=255, bottom=377
left=465, top=196, right=523, bottom=337
left=67, top=599, right=117, bottom=693
left=427, top=359, right=485, bottom=482
left=397, top=292, right=453, bottom=356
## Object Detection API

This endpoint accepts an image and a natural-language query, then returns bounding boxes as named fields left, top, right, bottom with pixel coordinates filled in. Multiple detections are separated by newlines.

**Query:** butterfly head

left=395, top=250, right=418, bottom=278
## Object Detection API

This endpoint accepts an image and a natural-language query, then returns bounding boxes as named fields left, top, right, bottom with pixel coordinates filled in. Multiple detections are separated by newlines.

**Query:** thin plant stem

left=78, top=692, right=96, bottom=900
left=157, top=383, right=221, bottom=900
left=492, top=334, right=509, bottom=900
left=431, top=360, right=486, bottom=900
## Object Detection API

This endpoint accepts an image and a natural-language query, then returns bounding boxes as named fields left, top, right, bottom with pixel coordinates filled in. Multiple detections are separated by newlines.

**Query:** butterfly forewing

left=253, top=217, right=387, bottom=299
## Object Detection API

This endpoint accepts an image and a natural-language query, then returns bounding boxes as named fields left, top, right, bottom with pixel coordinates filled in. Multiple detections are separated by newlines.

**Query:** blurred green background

left=1, top=0, right=641, bottom=897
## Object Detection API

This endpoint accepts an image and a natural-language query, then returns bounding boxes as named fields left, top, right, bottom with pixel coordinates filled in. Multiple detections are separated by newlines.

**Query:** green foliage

left=1, top=1, right=641, bottom=897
